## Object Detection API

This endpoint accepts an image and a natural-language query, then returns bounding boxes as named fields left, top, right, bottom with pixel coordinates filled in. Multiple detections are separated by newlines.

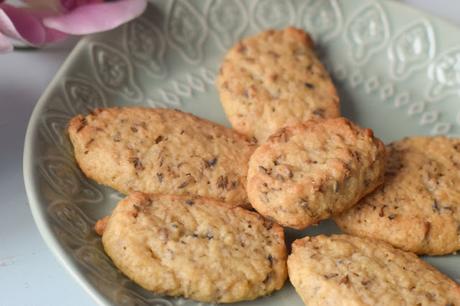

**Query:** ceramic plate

left=24, top=0, right=460, bottom=305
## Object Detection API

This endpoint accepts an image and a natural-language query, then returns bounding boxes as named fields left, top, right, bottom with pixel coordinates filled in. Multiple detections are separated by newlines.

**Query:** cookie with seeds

left=217, top=27, right=339, bottom=143
left=68, top=107, right=255, bottom=207
left=246, top=118, right=386, bottom=230
left=335, top=136, right=460, bottom=255
left=100, top=192, right=287, bottom=303
left=288, top=234, right=460, bottom=306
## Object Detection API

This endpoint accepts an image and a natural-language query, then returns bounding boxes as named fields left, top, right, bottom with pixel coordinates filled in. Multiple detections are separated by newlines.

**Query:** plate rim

left=23, top=38, right=111, bottom=306
left=22, top=1, right=460, bottom=305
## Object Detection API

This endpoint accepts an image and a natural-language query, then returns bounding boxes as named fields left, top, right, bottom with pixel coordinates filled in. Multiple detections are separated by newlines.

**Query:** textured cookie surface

left=247, top=118, right=386, bottom=229
left=101, top=192, right=287, bottom=303
left=68, top=107, right=255, bottom=207
left=335, top=136, right=460, bottom=255
left=217, top=27, right=339, bottom=143
left=288, top=235, right=460, bottom=306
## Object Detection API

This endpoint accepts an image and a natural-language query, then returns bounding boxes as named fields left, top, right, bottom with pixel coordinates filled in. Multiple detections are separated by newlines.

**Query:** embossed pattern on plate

left=24, top=0, right=460, bottom=305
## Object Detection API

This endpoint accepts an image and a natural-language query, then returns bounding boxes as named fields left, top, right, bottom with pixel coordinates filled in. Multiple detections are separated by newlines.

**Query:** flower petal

left=0, top=4, right=46, bottom=45
left=44, top=27, right=68, bottom=43
left=22, top=10, right=69, bottom=43
left=0, top=8, right=22, bottom=39
left=0, top=31, right=13, bottom=53
left=43, top=0, right=147, bottom=35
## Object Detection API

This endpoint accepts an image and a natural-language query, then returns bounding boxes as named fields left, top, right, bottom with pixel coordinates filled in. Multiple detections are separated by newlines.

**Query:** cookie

left=335, top=136, right=460, bottom=255
left=247, top=118, right=386, bottom=229
left=217, top=27, right=339, bottom=143
left=68, top=107, right=255, bottom=207
left=101, top=192, right=287, bottom=303
left=288, top=234, right=460, bottom=306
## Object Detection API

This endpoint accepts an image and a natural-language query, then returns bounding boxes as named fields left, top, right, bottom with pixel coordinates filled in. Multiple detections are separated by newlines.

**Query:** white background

left=0, top=1, right=459, bottom=305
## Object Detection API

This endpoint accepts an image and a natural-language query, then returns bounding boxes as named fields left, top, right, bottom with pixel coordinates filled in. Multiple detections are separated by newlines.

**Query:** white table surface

left=1, top=1, right=459, bottom=305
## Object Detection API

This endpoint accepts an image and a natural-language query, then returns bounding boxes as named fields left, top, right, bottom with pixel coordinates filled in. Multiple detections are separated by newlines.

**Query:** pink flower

left=0, top=0, right=147, bottom=53
left=0, top=3, right=67, bottom=52
left=43, top=0, right=147, bottom=34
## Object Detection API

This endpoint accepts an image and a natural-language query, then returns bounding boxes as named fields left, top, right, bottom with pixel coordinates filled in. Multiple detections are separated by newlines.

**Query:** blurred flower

left=0, top=0, right=147, bottom=53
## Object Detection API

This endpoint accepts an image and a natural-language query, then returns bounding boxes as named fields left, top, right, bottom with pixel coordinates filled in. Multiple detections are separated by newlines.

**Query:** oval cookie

left=335, top=136, right=460, bottom=255
left=288, top=235, right=460, bottom=306
left=247, top=118, right=386, bottom=230
left=217, top=27, right=340, bottom=143
left=68, top=107, right=255, bottom=207
left=101, top=192, right=288, bottom=303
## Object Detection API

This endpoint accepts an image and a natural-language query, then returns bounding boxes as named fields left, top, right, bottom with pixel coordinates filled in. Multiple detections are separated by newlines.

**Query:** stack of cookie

left=68, top=28, right=460, bottom=305
left=68, top=107, right=286, bottom=302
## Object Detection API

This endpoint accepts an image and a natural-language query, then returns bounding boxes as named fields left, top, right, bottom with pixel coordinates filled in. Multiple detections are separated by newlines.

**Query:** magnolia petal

left=0, top=4, right=46, bottom=45
left=44, top=27, right=68, bottom=43
left=27, top=10, right=69, bottom=43
left=0, top=8, right=22, bottom=39
left=43, top=0, right=147, bottom=35
left=0, top=31, right=13, bottom=53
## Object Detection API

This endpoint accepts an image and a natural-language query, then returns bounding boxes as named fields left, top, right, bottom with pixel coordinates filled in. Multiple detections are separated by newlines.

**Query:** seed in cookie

left=247, top=117, right=386, bottom=229
left=68, top=107, right=255, bottom=207
left=335, top=136, right=460, bottom=255
left=100, top=192, right=288, bottom=303
left=217, top=27, right=340, bottom=143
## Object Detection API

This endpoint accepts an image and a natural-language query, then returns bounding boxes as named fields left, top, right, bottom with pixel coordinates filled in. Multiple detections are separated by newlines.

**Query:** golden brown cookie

left=101, top=192, right=287, bottom=303
left=288, top=234, right=460, bottom=306
left=335, top=136, right=460, bottom=255
left=217, top=27, right=340, bottom=143
left=68, top=107, right=255, bottom=207
left=247, top=118, right=386, bottom=230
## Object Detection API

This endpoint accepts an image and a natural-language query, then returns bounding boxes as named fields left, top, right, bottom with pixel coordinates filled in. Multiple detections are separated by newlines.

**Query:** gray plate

left=24, top=0, right=460, bottom=305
